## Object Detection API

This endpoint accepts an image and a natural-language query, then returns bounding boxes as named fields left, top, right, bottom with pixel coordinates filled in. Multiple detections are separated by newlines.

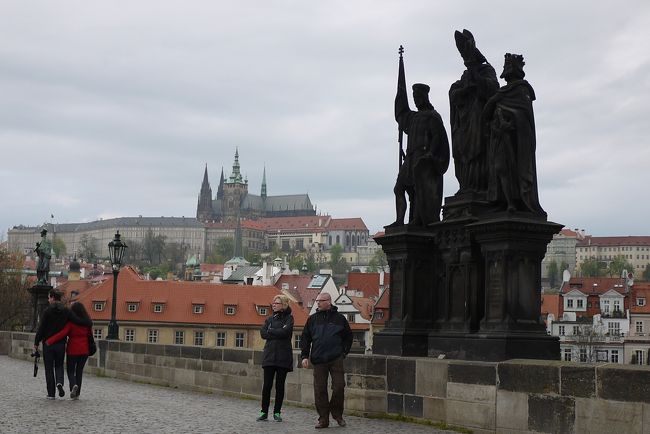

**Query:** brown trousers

left=312, top=356, right=345, bottom=424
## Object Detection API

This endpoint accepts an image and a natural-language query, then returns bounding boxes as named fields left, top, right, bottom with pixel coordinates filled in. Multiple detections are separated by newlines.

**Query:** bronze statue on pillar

left=29, top=227, right=54, bottom=332
left=377, top=32, right=561, bottom=361
left=389, top=46, right=450, bottom=227
left=449, top=29, right=499, bottom=196
left=483, top=53, right=545, bottom=216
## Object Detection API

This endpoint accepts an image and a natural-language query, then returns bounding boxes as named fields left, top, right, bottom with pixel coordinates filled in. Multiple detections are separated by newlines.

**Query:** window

left=296, top=239, right=304, bottom=250
left=282, top=239, right=290, bottom=251
left=148, top=329, right=159, bottom=343
left=577, top=299, right=584, bottom=309
left=601, top=300, right=610, bottom=314
left=579, top=348, right=587, bottom=362
left=572, top=326, right=579, bottom=335
left=235, top=332, right=245, bottom=348
left=93, top=328, right=103, bottom=340
left=153, top=304, right=164, bottom=313
left=567, top=299, right=574, bottom=308
left=294, top=334, right=301, bottom=349
left=127, top=303, right=138, bottom=312
left=613, top=300, right=621, bottom=312
left=124, top=329, right=135, bottom=342
left=193, top=304, right=204, bottom=314
left=194, top=331, right=204, bottom=346
left=563, top=348, right=572, bottom=361
left=635, top=350, right=645, bottom=365
left=347, top=314, right=355, bottom=323
left=610, top=350, right=619, bottom=363
left=175, top=331, right=185, bottom=345
left=558, top=326, right=565, bottom=336
left=608, top=322, right=620, bottom=336
left=93, top=302, right=104, bottom=312
left=226, top=306, right=236, bottom=315
left=259, top=307, right=268, bottom=316
left=216, top=332, right=226, bottom=347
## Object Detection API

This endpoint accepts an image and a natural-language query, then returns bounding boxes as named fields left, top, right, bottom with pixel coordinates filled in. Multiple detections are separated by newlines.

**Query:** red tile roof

left=630, top=283, right=650, bottom=314
left=559, top=228, right=579, bottom=237
left=200, top=263, right=224, bottom=274
left=327, top=218, right=368, bottom=231
left=274, top=274, right=319, bottom=311
left=346, top=272, right=389, bottom=299
left=75, top=266, right=308, bottom=326
left=560, top=277, right=627, bottom=295
left=576, top=236, right=650, bottom=247
left=541, top=294, right=561, bottom=319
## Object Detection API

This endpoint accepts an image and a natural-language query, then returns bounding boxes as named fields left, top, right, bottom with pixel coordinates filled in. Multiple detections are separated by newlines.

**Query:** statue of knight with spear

left=388, top=45, right=450, bottom=227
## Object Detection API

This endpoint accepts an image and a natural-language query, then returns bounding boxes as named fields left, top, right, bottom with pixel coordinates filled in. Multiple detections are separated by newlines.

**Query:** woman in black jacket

left=257, top=294, right=294, bottom=422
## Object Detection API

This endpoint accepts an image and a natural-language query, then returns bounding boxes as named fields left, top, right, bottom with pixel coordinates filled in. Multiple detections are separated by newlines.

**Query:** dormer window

left=93, top=302, right=105, bottom=312
left=193, top=304, right=204, bottom=314
left=153, top=304, right=164, bottom=313
left=225, top=306, right=236, bottom=315
left=258, top=306, right=268, bottom=316
left=638, top=298, right=646, bottom=306
left=127, top=303, right=138, bottom=312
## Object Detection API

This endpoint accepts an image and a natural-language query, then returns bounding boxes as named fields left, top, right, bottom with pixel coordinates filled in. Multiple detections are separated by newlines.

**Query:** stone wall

left=5, top=331, right=650, bottom=434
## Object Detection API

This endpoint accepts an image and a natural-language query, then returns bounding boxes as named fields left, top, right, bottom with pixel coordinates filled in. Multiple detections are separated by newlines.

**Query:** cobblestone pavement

left=0, top=356, right=458, bottom=434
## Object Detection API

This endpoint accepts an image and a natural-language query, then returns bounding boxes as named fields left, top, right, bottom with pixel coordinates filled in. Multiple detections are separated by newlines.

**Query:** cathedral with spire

left=196, top=149, right=316, bottom=223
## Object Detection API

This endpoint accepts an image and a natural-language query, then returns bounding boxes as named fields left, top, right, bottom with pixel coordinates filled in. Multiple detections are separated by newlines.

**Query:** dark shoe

left=57, top=383, right=65, bottom=397
left=315, top=421, right=329, bottom=429
left=70, top=385, right=79, bottom=400
left=334, top=417, right=346, bottom=427
left=273, top=413, right=282, bottom=422
left=256, top=412, right=268, bottom=421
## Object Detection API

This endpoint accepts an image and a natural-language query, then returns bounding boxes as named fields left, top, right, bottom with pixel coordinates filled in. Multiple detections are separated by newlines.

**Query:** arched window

left=336, top=235, right=340, bottom=245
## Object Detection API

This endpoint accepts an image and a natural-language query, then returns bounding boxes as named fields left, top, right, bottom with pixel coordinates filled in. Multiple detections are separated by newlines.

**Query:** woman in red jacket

left=46, top=302, right=93, bottom=400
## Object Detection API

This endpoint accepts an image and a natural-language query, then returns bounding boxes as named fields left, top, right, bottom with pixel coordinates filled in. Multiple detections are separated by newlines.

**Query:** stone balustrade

left=3, top=331, right=650, bottom=433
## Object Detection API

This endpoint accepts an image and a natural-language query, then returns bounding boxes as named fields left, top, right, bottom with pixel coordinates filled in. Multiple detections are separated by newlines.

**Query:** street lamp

left=106, top=231, right=128, bottom=340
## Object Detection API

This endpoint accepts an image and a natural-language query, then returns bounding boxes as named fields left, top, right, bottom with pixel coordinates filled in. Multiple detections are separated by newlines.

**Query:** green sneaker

left=273, top=413, right=282, bottom=422
left=256, top=412, right=268, bottom=421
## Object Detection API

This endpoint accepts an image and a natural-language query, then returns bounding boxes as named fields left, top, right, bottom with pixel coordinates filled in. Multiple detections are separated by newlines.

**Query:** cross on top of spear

left=398, top=45, right=404, bottom=58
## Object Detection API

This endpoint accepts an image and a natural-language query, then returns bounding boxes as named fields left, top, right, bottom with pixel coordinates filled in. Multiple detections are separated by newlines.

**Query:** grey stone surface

left=0, top=356, right=455, bottom=434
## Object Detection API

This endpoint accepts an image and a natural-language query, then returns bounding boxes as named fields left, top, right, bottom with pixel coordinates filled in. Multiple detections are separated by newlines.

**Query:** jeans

left=312, top=356, right=345, bottom=424
left=261, top=367, right=289, bottom=414
left=66, top=355, right=88, bottom=395
left=43, top=341, right=65, bottom=397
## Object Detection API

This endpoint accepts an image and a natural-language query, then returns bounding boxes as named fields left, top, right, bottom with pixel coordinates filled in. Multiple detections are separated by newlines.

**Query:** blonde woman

left=257, top=294, right=294, bottom=422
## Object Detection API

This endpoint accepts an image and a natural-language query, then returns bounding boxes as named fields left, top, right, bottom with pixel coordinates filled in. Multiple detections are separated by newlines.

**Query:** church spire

left=261, top=166, right=267, bottom=199
left=228, top=147, right=244, bottom=184
left=196, top=164, right=213, bottom=222
left=217, top=167, right=225, bottom=200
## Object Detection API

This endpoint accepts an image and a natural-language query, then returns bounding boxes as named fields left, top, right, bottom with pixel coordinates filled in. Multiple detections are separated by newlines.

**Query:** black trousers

left=313, top=356, right=345, bottom=424
left=261, top=366, right=289, bottom=414
left=42, top=341, right=65, bottom=397
left=66, top=355, right=88, bottom=394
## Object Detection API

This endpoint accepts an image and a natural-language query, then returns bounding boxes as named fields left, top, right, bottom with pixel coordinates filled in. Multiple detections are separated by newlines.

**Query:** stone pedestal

left=27, top=284, right=52, bottom=332
left=427, top=214, right=561, bottom=361
left=373, top=226, right=440, bottom=356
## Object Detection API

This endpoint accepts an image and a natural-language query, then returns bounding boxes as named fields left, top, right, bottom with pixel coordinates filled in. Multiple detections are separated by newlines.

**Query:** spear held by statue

left=397, top=45, right=406, bottom=170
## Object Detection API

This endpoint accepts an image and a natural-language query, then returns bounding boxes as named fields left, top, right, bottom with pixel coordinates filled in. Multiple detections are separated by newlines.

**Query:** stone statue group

left=390, top=29, right=545, bottom=228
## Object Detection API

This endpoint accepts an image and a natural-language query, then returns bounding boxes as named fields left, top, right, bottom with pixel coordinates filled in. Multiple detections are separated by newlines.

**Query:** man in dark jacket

left=34, top=290, right=90, bottom=399
left=300, top=292, right=352, bottom=429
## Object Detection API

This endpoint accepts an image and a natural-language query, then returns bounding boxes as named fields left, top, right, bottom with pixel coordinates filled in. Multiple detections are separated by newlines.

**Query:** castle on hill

left=196, top=149, right=316, bottom=222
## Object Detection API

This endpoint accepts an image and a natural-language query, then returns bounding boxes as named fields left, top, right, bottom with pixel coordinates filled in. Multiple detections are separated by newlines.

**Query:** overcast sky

left=1, top=1, right=649, bottom=239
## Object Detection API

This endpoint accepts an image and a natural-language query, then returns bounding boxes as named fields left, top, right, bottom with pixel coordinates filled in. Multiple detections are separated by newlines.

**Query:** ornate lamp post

left=106, top=231, right=127, bottom=340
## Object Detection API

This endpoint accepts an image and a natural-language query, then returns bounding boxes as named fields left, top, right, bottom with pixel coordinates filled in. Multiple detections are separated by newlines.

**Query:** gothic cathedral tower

left=222, top=148, right=248, bottom=222
left=196, top=164, right=214, bottom=222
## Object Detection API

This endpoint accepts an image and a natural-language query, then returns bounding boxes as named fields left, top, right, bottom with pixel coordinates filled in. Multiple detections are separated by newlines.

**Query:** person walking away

left=257, top=295, right=294, bottom=422
left=34, top=290, right=90, bottom=399
left=45, top=302, right=93, bottom=400
left=300, top=293, right=352, bottom=429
